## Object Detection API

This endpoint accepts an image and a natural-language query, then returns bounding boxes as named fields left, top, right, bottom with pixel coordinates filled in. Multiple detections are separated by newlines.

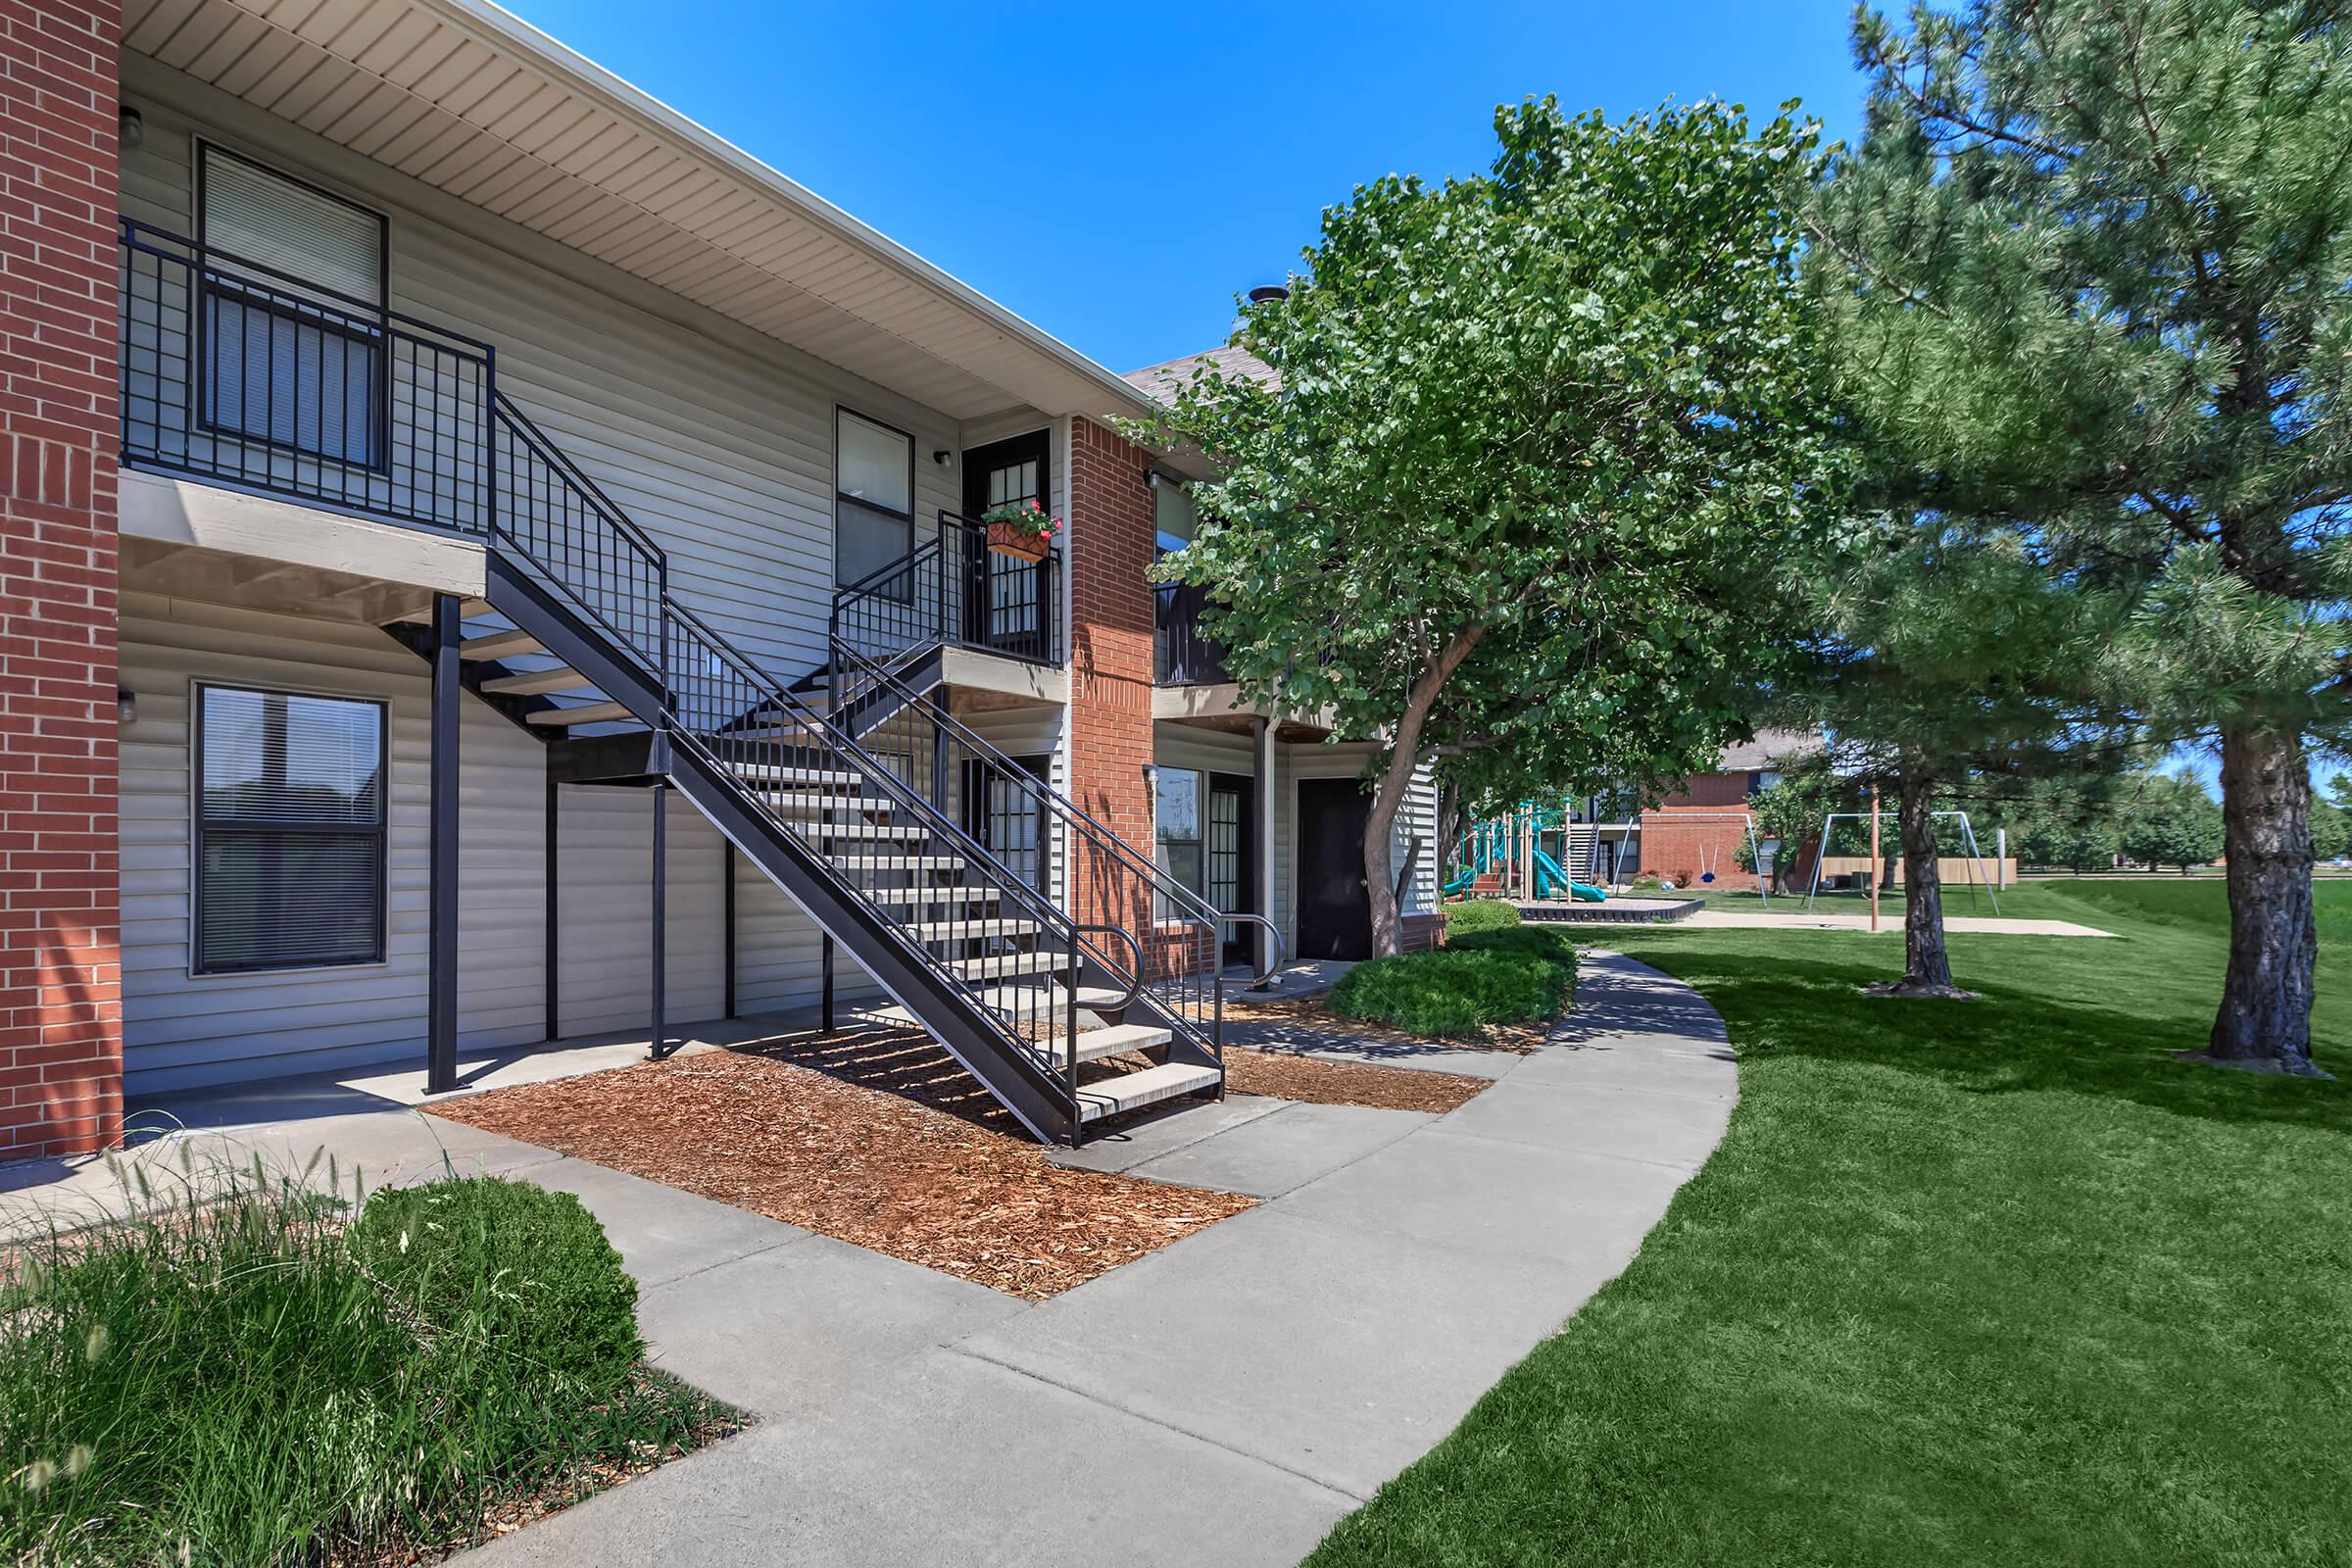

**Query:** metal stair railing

left=829, top=511, right=1060, bottom=670
left=827, top=636, right=1285, bottom=1028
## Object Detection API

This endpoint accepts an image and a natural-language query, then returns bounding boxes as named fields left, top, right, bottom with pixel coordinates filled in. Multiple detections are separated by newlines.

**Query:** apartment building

left=0, top=0, right=1437, bottom=1161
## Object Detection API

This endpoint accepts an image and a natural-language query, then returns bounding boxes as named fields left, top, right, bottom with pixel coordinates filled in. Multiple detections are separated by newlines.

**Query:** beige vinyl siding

left=552, top=785, right=725, bottom=1038
left=120, top=74, right=966, bottom=683
left=119, top=593, right=548, bottom=1095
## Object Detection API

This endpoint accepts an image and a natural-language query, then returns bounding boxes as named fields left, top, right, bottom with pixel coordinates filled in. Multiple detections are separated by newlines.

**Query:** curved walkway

left=452, top=949, right=1734, bottom=1567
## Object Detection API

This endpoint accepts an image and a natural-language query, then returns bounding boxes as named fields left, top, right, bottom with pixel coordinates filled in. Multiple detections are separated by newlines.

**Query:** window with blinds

left=194, top=685, right=388, bottom=975
left=835, top=408, right=914, bottom=586
left=198, top=147, right=388, bottom=467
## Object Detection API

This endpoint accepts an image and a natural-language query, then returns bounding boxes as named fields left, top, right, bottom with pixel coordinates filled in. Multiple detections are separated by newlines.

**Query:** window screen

left=199, top=148, right=386, bottom=466
left=195, top=685, right=387, bottom=974
left=835, top=409, right=914, bottom=584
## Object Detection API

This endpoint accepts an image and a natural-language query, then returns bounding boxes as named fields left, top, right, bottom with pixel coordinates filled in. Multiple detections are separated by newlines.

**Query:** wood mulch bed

left=1220, top=994, right=1559, bottom=1054
left=430, top=1029, right=1257, bottom=1299
left=1222, top=1046, right=1488, bottom=1113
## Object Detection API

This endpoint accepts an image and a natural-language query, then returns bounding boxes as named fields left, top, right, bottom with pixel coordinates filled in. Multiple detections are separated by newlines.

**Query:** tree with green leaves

left=1776, top=519, right=2126, bottom=993
left=2120, top=769, right=2229, bottom=872
left=1134, top=97, right=1849, bottom=954
left=1811, top=2, right=2352, bottom=1069
left=1740, top=764, right=1855, bottom=895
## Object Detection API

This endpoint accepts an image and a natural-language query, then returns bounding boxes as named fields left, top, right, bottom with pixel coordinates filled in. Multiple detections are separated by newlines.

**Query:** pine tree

left=1813, top=2, right=2352, bottom=1071
left=1777, top=517, right=2126, bottom=993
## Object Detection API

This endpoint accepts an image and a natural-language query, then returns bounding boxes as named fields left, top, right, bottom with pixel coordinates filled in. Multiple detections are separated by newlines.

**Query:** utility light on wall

left=119, top=107, right=143, bottom=149
left=1144, top=468, right=1161, bottom=490
left=117, top=688, right=135, bottom=724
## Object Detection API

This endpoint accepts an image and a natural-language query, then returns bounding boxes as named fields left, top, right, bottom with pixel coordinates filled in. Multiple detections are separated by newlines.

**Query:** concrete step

left=1061, top=1022, right=1173, bottom=1065
left=806, top=822, right=930, bottom=843
left=481, top=664, right=593, bottom=696
left=461, top=627, right=544, bottom=662
left=904, top=917, right=1043, bottom=943
left=829, top=854, right=969, bottom=874
left=527, top=700, right=632, bottom=726
left=1077, top=1061, right=1221, bottom=1122
left=860, top=885, right=1001, bottom=906
left=733, top=763, right=865, bottom=790
left=951, top=950, right=1071, bottom=982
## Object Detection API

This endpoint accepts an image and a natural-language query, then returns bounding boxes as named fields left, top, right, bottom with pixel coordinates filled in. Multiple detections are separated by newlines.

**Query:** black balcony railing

left=830, top=511, right=1060, bottom=670
left=119, top=219, right=498, bottom=539
left=1153, top=580, right=1230, bottom=686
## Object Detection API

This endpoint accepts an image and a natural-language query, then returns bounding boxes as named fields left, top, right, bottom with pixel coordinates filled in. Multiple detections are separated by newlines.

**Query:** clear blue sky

left=506, top=0, right=1866, bottom=375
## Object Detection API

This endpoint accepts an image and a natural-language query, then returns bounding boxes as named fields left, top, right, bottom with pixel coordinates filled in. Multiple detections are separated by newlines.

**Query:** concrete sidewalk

left=5, top=953, right=1738, bottom=1567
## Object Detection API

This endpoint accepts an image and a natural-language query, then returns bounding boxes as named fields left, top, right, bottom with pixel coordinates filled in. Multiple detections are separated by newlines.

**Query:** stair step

left=951, top=950, right=1071, bottom=981
left=828, top=854, right=969, bottom=873
left=461, top=628, right=544, bottom=662
left=733, top=763, right=864, bottom=789
left=481, top=664, right=593, bottom=696
left=1077, top=1061, right=1221, bottom=1122
left=807, top=822, right=930, bottom=843
left=527, top=700, right=633, bottom=726
left=1062, top=1022, right=1174, bottom=1064
left=870, top=980, right=1122, bottom=1027
left=860, top=885, right=1000, bottom=906
left=905, top=917, right=1042, bottom=943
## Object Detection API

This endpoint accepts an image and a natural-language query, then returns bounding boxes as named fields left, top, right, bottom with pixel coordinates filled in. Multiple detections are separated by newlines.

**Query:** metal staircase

left=117, top=217, right=1261, bottom=1147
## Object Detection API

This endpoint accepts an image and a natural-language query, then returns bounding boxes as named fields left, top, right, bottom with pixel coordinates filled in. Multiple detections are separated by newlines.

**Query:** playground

left=1447, top=798, right=2033, bottom=929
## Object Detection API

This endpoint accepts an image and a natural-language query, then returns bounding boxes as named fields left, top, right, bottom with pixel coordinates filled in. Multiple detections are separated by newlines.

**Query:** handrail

left=828, top=634, right=1284, bottom=985
left=660, top=593, right=1165, bottom=1045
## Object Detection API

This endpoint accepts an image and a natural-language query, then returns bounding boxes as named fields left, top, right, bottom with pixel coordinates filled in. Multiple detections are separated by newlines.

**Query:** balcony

left=1153, top=580, right=1230, bottom=687
left=830, top=512, right=1061, bottom=670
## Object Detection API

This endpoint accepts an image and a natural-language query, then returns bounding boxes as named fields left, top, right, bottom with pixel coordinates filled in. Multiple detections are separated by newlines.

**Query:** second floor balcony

left=1154, top=580, right=1230, bottom=687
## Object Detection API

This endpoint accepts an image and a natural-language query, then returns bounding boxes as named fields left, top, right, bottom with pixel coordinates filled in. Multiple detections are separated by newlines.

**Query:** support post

left=1869, top=785, right=1883, bottom=934
left=649, top=775, right=667, bottom=1059
left=544, top=765, right=560, bottom=1044
left=1255, top=717, right=1277, bottom=977
left=426, top=593, right=461, bottom=1095
left=821, top=934, right=836, bottom=1031
left=723, top=842, right=737, bottom=1019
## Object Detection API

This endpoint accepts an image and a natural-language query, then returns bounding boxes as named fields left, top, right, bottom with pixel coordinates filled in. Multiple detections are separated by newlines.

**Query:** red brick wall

left=0, top=0, right=122, bottom=1163
left=1641, top=772, right=1758, bottom=891
left=1062, top=418, right=1214, bottom=974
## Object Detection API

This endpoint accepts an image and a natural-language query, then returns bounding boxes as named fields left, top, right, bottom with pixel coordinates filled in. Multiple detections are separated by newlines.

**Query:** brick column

left=1641, top=773, right=1759, bottom=892
left=1064, top=418, right=1208, bottom=977
left=0, top=0, right=122, bottom=1162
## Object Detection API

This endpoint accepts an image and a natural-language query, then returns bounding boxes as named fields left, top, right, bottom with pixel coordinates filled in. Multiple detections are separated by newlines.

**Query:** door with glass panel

left=960, top=431, right=1051, bottom=660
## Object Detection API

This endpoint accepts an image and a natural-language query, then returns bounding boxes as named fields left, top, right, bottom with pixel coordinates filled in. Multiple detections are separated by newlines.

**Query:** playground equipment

left=1446, top=801, right=1610, bottom=903
left=1601, top=810, right=1773, bottom=905
left=1801, top=808, right=1999, bottom=915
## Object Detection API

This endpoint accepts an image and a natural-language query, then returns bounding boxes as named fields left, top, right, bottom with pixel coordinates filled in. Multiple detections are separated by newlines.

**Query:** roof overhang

left=122, top=0, right=1172, bottom=432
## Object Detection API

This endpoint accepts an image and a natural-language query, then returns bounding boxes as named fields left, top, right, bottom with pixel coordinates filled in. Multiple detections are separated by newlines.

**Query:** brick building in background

left=1635, top=730, right=1822, bottom=893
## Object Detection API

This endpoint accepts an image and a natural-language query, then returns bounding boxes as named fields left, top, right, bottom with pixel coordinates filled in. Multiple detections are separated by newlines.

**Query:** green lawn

left=1309, top=879, right=2352, bottom=1567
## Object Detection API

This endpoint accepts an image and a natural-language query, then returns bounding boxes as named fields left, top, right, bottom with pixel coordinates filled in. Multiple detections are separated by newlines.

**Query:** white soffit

left=122, top=0, right=1163, bottom=427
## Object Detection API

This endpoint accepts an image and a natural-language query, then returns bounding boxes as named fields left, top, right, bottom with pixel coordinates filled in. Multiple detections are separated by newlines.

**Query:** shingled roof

left=1121, top=345, right=1282, bottom=403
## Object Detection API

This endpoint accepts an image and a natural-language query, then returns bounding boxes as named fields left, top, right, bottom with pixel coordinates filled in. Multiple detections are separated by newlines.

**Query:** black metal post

left=722, top=842, right=737, bottom=1020
left=821, top=934, right=835, bottom=1032
left=426, top=592, right=461, bottom=1095
left=649, top=776, right=667, bottom=1059
left=544, top=764, right=560, bottom=1043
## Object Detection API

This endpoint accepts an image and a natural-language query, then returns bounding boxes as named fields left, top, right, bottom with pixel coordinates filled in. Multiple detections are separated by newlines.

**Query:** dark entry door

left=1207, top=772, right=1253, bottom=964
left=1296, top=777, right=1373, bottom=960
left=960, top=432, right=1052, bottom=660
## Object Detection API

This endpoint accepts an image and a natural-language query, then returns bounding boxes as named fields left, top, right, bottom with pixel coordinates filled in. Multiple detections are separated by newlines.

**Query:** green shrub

left=1, top=1160, right=719, bottom=1567
left=350, top=1177, right=641, bottom=1397
left=1329, top=926, right=1578, bottom=1039
left=1444, top=899, right=1522, bottom=936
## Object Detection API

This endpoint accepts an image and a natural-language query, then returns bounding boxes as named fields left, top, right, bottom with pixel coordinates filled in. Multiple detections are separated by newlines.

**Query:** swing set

left=1625, top=811, right=1773, bottom=903
left=1800, top=808, right=2001, bottom=915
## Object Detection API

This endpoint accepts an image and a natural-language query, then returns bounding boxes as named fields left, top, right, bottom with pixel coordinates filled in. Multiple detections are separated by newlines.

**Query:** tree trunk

left=1869, top=772, right=1964, bottom=998
left=2198, top=724, right=2321, bottom=1074
left=1365, top=627, right=1484, bottom=956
